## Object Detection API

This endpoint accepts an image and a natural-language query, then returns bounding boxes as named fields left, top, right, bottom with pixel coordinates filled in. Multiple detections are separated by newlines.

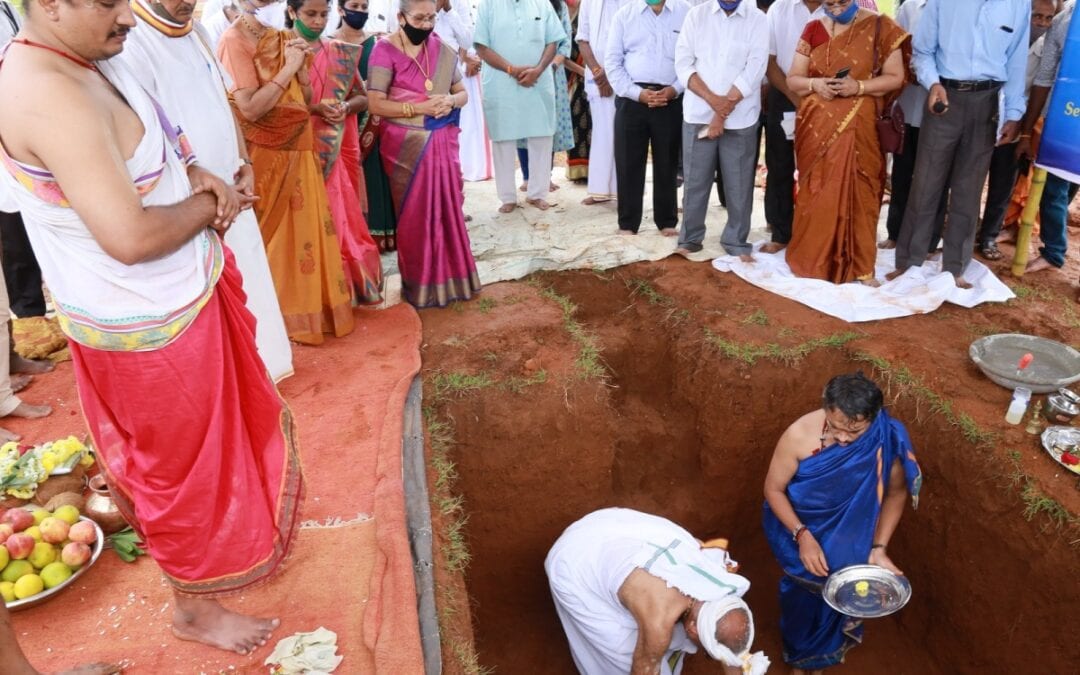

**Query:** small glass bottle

left=1005, top=387, right=1030, bottom=425
left=1025, top=406, right=1044, bottom=435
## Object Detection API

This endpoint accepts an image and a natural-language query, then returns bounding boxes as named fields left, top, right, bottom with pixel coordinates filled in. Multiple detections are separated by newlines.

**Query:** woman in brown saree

left=783, top=0, right=908, bottom=287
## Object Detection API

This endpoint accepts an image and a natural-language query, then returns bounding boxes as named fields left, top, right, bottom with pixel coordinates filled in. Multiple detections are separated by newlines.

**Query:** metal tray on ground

left=969, top=334, right=1080, bottom=393
left=822, top=564, right=911, bottom=619
left=5, top=513, right=105, bottom=611
left=1041, top=426, right=1080, bottom=475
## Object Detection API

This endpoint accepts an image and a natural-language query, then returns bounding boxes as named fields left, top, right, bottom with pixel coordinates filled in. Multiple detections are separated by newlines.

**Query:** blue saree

left=762, top=409, right=922, bottom=669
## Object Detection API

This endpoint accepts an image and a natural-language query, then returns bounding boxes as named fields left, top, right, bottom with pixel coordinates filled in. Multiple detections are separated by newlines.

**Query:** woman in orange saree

left=218, top=13, right=354, bottom=345
left=784, top=1, right=909, bottom=286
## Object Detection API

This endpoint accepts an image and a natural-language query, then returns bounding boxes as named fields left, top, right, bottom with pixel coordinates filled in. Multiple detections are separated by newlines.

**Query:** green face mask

left=644, top=0, right=664, bottom=5
left=293, top=16, right=321, bottom=41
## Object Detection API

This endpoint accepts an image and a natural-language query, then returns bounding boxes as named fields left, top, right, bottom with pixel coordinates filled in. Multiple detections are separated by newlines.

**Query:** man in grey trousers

left=889, top=0, right=1031, bottom=288
left=673, top=0, right=768, bottom=260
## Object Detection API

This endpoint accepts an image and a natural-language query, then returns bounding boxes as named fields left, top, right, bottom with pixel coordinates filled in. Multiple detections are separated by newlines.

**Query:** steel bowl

left=969, top=334, right=1080, bottom=394
left=5, top=513, right=105, bottom=611
left=823, top=564, right=912, bottom=619
left=1041, top=426, right=1080, bottom=475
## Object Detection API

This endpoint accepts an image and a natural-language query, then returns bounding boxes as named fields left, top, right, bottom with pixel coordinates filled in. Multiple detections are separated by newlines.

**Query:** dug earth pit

left=421, top=260, right=1080, bottom=674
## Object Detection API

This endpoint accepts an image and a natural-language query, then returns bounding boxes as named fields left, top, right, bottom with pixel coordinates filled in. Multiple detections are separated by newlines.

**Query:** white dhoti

left=584, top=81, right=617, bottom=201
left=459, top=74, right=492, bottom=181
left=545, top=508, right=751, bottom=675
left=223, top=212, right=294, bottom=381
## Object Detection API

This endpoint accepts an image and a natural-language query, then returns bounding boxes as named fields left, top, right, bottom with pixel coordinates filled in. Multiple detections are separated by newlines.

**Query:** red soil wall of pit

left=421, top=263, right=1079, bottom=674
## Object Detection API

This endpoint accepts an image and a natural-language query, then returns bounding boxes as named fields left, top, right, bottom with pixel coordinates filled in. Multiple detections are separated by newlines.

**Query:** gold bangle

left=1018, top=133, right=1032, bottom=139
left=857, top=80, right=865, bottom=96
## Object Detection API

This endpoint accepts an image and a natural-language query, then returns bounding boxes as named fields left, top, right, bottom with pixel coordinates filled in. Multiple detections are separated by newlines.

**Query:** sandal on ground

left=978, top=242, right=1003, bottom=261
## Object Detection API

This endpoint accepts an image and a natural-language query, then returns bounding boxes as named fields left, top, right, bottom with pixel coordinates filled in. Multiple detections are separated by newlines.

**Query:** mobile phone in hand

left=834, top=67, right=851, bottom=79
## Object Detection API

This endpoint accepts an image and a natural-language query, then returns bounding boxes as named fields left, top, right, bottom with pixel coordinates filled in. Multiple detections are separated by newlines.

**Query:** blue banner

left=1038, top=12, right=1080, bottom=183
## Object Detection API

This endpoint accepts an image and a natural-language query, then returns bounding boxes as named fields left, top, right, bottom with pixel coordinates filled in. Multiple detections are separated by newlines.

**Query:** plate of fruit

left=1, top=505, right=104, bottom=610
left=1040, top=426, right=1080, bottom=475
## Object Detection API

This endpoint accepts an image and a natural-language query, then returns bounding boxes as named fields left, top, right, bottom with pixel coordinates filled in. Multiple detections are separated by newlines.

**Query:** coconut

left=43, top=491, right=86, bottom=513
left=32, top=475, right=85, bottom=506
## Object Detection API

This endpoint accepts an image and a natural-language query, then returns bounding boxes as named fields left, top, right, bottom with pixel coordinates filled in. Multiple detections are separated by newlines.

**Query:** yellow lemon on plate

left=855, top=581, right=870, bottom=597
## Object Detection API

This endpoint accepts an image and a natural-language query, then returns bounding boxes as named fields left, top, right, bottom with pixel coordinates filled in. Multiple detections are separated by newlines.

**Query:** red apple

left=61, top=541, right=91, bottom=568
left=39, top=517, right=70, bottom=544
left=5, top=533, right=35, bottom=559
left=67, top=521, right=97, bottom=546
left=0, top=523, right=13, bottom=544
left=2, top=508, right=34, bottom=533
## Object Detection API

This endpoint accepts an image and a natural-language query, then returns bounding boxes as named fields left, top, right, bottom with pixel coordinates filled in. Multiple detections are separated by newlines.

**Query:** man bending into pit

left=545, top=507, right=769, bottom=675
left=763, top=373, right=922, bottom=674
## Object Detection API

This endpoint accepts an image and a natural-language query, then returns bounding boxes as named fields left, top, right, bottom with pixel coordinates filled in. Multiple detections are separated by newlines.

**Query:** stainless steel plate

left=823, top=564, right=912, bottom=619
left=5, top=514, right=105, bottom=611
left=1041, top=426, right=1080, bottom=475
left=969, top=334, right=1080, bottom=393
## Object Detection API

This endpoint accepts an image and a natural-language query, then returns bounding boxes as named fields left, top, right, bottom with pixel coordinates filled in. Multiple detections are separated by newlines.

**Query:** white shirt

left=0, top=1, right=20, bottom=49
left=767, top=0, right=826, bottom=75
left=435, top=6, right=471, bottom=52
left=576, top=0, right=634, bottom=78
left=366, top=0, right=398, bottom=35
left=675, top=1, right=768, bottom=128
left=895, top=0, right=927, bottom=127
left=604, top=0, right=691, bottom=101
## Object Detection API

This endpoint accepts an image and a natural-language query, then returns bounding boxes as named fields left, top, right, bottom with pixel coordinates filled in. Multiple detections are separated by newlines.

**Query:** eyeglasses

left=404, top=12, right=436, bottom=26
left=822, top=0, right=853, bottom=10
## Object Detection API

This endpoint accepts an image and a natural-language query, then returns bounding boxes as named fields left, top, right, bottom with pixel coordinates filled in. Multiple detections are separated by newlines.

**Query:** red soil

left=421, top=255, right=1079, bottom=674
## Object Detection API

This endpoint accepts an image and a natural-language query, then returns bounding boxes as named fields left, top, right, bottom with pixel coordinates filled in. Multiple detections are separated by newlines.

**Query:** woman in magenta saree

left=365, top=5, right=481, bottom=309
left=307, top=38, right=384, bottom=305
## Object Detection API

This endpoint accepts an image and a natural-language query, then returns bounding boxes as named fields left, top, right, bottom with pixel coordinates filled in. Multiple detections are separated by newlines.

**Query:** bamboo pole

left=1011, top=167, right=1048, bottom=278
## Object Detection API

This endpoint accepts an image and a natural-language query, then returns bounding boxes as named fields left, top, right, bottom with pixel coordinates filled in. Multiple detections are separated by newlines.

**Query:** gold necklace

left=400, top=33, right=433, bottom=92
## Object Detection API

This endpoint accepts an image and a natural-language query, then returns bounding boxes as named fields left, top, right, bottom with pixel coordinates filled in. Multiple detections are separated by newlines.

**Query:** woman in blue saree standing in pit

left=763, top=372, right=922, bottom=673
left=365, top=0, right=481, bottom=308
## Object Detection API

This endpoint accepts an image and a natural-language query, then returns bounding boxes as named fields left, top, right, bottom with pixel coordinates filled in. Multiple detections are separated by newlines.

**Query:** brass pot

left=83, top=475, right=130, bottom=535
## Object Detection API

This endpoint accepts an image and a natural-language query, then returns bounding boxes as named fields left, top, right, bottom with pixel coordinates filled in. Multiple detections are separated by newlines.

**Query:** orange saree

left=786, top=15, right=910, bottom=284
left=218, top=27, right=354, bottom=345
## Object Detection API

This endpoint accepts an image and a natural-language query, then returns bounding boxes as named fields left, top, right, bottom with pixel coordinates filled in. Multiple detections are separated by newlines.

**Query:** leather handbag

left=872, top=16, right=905, bottom=155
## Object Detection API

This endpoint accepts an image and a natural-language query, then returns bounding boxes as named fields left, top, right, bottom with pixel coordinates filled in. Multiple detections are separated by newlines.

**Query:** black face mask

left=401, top=22, right=433, bottom=45
left=342, top=8, right=368, bottom=30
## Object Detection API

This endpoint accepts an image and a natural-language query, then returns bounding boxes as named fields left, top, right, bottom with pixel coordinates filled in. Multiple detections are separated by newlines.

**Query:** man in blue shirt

left=890, top=0, right=1031, bottom=289
left=604, top=0, right=690, bottom=236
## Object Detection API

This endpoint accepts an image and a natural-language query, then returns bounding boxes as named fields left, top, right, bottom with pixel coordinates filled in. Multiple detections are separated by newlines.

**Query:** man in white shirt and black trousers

left=604, top=0, right=690, bottom=236
left=674, top=0, right=768, bottom=260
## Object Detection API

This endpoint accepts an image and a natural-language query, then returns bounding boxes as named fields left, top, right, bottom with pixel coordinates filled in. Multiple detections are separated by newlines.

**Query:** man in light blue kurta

left=474, top=0, right=566, bottom=211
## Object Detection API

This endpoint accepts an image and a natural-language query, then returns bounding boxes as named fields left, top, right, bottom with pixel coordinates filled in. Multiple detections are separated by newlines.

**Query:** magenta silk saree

left=367, top=35, right=481, bottom=308
left=309, top=39, right=383, bottom=305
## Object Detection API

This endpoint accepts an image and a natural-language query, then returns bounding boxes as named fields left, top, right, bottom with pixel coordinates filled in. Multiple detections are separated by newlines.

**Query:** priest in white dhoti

left=118, top=0, right=294, bottom=381
left=575, top=0, right=630, bottom=204
left=545, top=508, right=770, bottom=675
left=435, top=0, right=491, bottom=181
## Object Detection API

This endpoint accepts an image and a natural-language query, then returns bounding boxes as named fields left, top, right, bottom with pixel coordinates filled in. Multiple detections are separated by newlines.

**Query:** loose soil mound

left=422, top=259, right=1079, bottom=674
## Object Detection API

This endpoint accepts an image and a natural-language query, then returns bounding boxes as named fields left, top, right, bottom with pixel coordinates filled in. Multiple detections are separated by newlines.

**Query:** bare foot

left=759, top=242, right=786, bottom=254
left=884, top=268, right=907, bottom=282
left=737, top=254, right=756, bottom=263
left=581, top=197, right=610, bottom=206
left=673, top=247, right=693, bottom=259
left=856, top=277, right=881, bottom=288
left=497, top=203, right=517, bottom=214
left=0, top=426, right=20, bottom=442
left=526, top=198, right=552, bottom=211
left=518, top=182, right=527, bottom=192
left=1025, top=256, right=1056, bottom=273
left=10, top=354, right=54, bottom=375
left=878, top=239, right=896, bottom=250
left=172, top=596, right=280, bottom=656
left=996, top=229, right=1017, bottom=244
left=11, top=373, right=31, bottom=394
left=953, top=274, right=973, bottom=289
left=617, top=229, right=636, bottom=236
left=8, top=401, right=51, bottom=419
left=55, top=664, right=123, bottom=675
left=464, top=214, right=473, bottom=222
left=549, top=182, right=560, bottom=192
left=659, top=228, right=678, bottom=237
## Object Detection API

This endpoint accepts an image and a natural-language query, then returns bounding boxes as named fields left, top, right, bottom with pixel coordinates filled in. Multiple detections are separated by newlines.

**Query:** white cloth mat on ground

left=711, top=245, right=1016, bottom=322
